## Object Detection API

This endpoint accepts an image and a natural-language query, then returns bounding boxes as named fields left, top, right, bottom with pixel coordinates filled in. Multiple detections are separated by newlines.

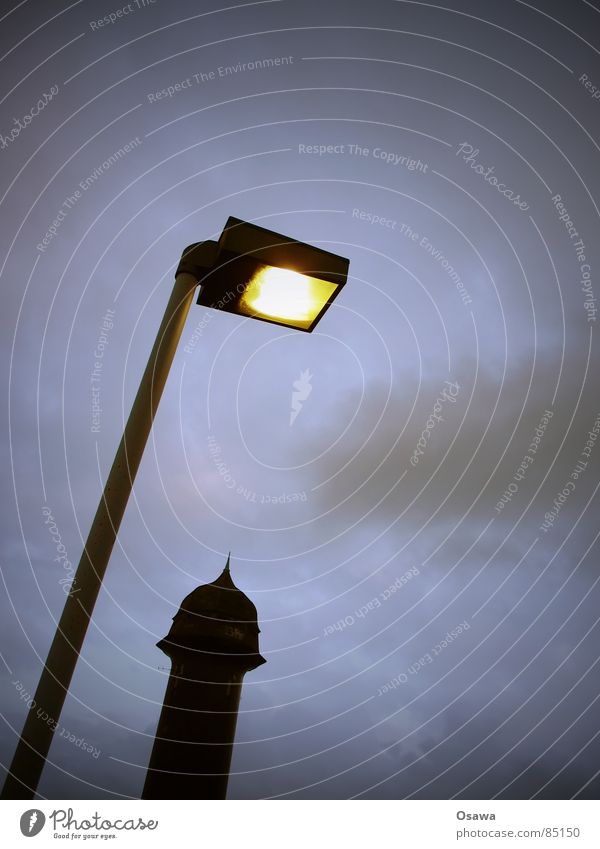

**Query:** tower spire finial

left=225, top=551, right=231, bottom=573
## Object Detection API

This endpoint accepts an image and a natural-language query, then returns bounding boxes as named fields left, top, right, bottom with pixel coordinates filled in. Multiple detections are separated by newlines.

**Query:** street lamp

left=1, top=217, right=349, bottom=799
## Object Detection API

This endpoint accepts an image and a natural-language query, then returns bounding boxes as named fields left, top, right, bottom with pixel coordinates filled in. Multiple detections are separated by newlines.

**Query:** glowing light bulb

left=239, top=266, right=338, bottom=329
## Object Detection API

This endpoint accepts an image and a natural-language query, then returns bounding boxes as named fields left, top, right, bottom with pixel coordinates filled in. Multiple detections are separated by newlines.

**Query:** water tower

left=142, top=556, right=265, bottom=799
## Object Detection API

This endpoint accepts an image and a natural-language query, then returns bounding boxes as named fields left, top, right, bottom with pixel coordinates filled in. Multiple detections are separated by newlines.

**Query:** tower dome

left=179, top=553, right=259, bottom=622
left=157, top=555, right=265, bottom=664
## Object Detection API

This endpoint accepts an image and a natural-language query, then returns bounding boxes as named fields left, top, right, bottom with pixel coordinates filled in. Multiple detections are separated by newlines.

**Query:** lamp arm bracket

left=176, top=240, right=219, bottom=280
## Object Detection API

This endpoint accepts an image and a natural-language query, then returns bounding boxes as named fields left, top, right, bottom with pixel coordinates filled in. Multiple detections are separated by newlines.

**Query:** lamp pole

left=2, top=268, right=202, bottom=799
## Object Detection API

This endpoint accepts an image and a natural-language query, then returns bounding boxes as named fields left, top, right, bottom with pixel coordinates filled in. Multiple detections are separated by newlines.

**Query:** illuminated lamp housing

left=177, top=217, right=349, bottom=332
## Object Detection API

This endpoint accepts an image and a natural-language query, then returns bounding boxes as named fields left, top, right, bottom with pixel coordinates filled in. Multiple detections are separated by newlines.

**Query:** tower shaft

left=143, top=656, right=248, bottom=799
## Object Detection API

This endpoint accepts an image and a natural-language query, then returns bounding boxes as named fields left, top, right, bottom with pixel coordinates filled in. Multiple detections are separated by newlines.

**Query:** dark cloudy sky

left=1, top=0, right=600, bottom=800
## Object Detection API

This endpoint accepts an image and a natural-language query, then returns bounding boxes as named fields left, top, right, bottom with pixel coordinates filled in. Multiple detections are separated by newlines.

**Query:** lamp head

left=179, top=217, right=349, bottom=332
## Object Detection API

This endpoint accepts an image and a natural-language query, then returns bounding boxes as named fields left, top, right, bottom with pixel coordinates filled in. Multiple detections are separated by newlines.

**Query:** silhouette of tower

left=142, top=555, right=265, bottom=799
